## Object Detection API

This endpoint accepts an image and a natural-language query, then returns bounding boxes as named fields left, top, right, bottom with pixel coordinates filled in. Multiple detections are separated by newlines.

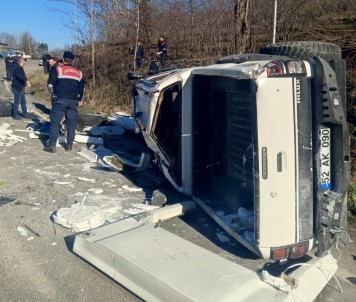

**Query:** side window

left=151, top=83, right=181, bottom=160
left=151, top=83, right=182, bottom=185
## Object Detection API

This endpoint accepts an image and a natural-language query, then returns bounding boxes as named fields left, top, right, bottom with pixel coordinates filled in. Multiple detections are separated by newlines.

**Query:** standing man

left=48, top=57, right=59, bottom=72
left=44, top=51, right=84, bottom=153
left=136, top=40, right=144, bottom=69
left=42, top=53, right=51, bottom=74
left=157, top=36, right=167, bottom=68
left=11, top=57, right=31, bottom=119
left=5, top=53, right=16, bottom=81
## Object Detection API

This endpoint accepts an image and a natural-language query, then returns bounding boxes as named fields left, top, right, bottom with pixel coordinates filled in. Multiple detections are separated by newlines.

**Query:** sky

left=0, top=0, right=75, bottom=51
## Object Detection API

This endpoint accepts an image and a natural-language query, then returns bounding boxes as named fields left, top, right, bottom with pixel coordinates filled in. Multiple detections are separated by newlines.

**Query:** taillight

left=286, top=61, right=306, bottom=75
left=289, top=243, right=308, bottom=259
left=271, top=242, right=308, bottom=260
left=266, top=60, right=306, bottom=77
left=266, top=61, right=285, bottom=77
left=272, top=248, right=288, bottom=260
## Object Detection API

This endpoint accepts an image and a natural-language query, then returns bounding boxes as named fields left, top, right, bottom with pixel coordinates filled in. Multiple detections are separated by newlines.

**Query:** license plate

left=320, top=127, right=331, bottom=190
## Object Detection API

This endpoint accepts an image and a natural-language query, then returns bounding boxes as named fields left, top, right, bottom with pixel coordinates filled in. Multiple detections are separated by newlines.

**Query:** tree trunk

left=234, top=0, right=251, bottom=53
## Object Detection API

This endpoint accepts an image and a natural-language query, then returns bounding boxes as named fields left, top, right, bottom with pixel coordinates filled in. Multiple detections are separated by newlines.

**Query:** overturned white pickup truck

left=131, top=41, right=350, bottom=261
left=73, top=41, right=350, bottom=302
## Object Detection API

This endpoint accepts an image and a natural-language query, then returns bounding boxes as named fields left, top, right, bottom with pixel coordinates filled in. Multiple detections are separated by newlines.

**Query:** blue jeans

left=12, top=87, right=28, bottom=117
left=49, top=98, right=77, bottom=147
left=160, top=53, right=167, bottom=68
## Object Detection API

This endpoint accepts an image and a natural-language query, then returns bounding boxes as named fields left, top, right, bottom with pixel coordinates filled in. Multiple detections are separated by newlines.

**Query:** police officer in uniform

left=44, top=51, right=84, bottom=153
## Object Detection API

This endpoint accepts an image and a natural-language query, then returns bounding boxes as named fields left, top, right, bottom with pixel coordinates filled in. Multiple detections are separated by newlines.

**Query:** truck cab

left=132, top=42, right=350, bottom=260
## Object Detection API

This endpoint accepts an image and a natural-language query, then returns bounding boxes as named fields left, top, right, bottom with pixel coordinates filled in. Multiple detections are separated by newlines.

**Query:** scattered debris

left=53, top=181, right=72, bottom=185
left=77, top=177, right=96, bottom=184
left=89, top=125, right=125, bottom=136
left=53, top=203, right=106, bottom=232
left=216, top=232, right=231, bottom=243
left=151, top=189, right=167, bottom=207
left=87, top=188, right=103, bottom=194
left=121, top=185, right=143, bottom=192
left=75, top=134, right=103, bottom=145
left=17, top=226, right=28, bottom=237
left=0, top=195, right=16, bottom=205
left=21, top=225, right=40, bottom=237
left=52, top=201, right=121, bottom=232
left=0, top=123, right=26, bottom=146
left=259, top=270, right=292, bottom=293
left=107, top=112, right=136, bottom=132
left=77, top=147, right=98, bottom=163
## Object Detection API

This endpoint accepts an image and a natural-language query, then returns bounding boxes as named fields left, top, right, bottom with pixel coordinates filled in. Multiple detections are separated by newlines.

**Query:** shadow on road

left=33, top=102, right=50, bottom=115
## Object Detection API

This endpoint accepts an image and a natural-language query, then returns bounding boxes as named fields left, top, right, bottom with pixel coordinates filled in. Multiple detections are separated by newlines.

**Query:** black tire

left=0, top=100, right=13, bottom=117
left=77, top=110, right=107, bottom=129
left=217, top=53, right=289, bottom=64
left=259, top=41, right=342, bottom=61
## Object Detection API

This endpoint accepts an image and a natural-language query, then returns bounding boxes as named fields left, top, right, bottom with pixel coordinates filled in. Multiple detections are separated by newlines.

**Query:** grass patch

left=348, top=161, right=356, bottom=223
left=0, top=180, right=6, bottom=186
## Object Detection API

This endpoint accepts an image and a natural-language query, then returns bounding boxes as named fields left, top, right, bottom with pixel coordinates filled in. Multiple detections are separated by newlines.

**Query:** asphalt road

left=0, top=60, right=355, bottom=302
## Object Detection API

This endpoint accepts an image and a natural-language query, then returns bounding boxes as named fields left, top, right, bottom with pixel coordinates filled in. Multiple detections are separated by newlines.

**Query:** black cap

left=63, top=51, right=75, bottom=60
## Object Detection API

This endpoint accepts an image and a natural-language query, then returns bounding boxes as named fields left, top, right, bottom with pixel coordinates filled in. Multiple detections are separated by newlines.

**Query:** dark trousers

left=160, top=53, right=167, bottom=68
left=6, top=68, right=13, bottom=81
left=136, top=58, right=143, bottom=69
left=49, top=98, right=77, bottom=147
left=12, top=87, right=27, bottom=117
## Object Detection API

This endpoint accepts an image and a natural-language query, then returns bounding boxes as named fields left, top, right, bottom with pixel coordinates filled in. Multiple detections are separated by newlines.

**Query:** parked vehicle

left=14, top=50, right=31, bottom=60
left=130, top=41, right=350, bottom=260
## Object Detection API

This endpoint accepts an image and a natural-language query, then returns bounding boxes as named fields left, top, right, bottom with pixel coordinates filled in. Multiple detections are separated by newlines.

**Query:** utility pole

left=134, top=0, right=140, bottom=70
left=91, top=0, right=95, bottom=87
left=272, top=0, right=278, bottom=44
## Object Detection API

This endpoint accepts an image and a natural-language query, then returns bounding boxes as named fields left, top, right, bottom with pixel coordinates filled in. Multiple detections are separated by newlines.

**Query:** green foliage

left=348, top=182, right=356, bottom=223
left=36, top=43, right=48, bottom=56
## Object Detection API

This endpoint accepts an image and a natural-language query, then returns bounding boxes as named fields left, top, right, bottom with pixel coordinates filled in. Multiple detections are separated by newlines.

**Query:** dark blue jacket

left=158, top=41, right=167, bottom=54
left=5, top=56, right=16, bottom=69
left=11, top=63, right=27, bottom=89
left=48, top=64, right=85, bottom=100
left=136, top=45, right=144, bottom=60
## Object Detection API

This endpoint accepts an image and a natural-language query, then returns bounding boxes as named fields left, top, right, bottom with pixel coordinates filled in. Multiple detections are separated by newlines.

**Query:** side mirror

left=127, top=71, right=143, bottom=80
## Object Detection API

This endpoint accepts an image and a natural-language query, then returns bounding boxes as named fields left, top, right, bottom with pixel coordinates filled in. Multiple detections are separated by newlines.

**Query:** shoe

left=13, top=116, right=22, bottom=120
left=64, top=143, right=72, bottom=151
left=43, top=146, right=56, bottom=153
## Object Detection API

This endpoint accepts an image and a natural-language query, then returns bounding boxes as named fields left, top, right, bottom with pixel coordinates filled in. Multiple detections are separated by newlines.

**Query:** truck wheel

left=0, top=100, right=13, bottom=117
left=259, top=41, right=342, bottom=61
left=77, top=110, right=107, bottom=129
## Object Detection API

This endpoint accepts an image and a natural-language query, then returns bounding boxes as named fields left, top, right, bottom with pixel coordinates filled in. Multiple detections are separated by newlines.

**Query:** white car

left=130, top=41, right=350, bottom=260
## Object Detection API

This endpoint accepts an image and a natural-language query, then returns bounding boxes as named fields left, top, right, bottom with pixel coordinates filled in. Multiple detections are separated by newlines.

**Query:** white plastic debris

left=87, top=188, right=103, bottom=194
left=77, top=177, right=96, bottom=184
left=17, top=226, right=28, bottom=237
left=244, top=231, right=255, bottom=243
left=108, top=112, right=136, bottom=132
left=75, top=135, right=103, bottom=145
left=121, top=185, right=143, bottom=192
left=52, top=203, right=106, bottom=232
left=53, top=181, right=72, bottom=185
left=259, top=270, right=292, bottom=293
left=236, top=207, right=254, bottom=228
left=216, top=233, right=231, bottom=243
